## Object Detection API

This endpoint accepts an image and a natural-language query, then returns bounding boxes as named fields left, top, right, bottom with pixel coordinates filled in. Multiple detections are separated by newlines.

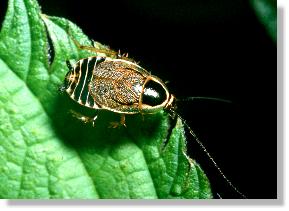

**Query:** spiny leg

left=70, top=35, right=118, bottom=58
left=69, top=110, right=98, bottom=127
left=115, top=49, right=138, bottom=63
left=109, top=114, right=126, bottom=128
left=89, top=39, right=129, bottom=60
left=67, top=28, right=137, bottom=62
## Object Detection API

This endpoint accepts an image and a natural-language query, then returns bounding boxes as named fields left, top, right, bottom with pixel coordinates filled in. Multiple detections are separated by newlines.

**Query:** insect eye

left=142, top=80, right=167, bottom=106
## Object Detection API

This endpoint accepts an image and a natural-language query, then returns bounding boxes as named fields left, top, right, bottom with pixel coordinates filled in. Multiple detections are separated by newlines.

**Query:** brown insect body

left=64, top=56, right=175, bottom=115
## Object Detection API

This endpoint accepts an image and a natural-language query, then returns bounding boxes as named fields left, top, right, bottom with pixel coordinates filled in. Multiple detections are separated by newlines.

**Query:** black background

left=0, top=0, right=276, bottom=199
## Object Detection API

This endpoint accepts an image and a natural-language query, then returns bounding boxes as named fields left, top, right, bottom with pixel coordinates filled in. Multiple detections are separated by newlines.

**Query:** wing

left=89, top=59, right=146, bottom=111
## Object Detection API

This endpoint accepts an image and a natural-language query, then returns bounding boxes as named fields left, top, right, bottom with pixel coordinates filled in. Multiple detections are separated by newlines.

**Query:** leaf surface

left=250, top=0, right=276, bottom=42
left=0, top=0, right=212, bottom=199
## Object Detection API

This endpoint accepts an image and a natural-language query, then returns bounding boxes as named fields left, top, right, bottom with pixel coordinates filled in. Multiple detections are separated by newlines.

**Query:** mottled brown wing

left=89, top=59, right=147, bottom=113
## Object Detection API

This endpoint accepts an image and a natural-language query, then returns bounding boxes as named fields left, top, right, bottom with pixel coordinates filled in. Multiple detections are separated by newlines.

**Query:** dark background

left=0, top=0, right=276, bottom=199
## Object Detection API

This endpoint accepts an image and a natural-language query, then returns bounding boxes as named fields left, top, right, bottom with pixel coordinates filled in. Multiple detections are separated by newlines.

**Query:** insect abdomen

left=64, top=56, right=103, bottom=109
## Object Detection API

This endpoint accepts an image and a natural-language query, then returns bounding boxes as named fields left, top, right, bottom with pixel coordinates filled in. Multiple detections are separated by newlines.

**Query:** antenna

left=176, top=96, right=232, bottom=104
left=169, top=109, right=247, bottom=199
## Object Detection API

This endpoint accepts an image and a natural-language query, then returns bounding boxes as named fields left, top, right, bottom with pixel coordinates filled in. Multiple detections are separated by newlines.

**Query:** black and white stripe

left=65, top=56, right=104, bottom=109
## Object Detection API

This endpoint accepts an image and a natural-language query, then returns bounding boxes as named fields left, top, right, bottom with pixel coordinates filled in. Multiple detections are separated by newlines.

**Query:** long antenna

left=177, top=96, right=232, bottom=104
left=170, top=109, right=247, bottom=199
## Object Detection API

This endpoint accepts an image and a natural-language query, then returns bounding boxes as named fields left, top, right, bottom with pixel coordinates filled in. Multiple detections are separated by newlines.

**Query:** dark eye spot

left=142, top=80, right=167, bottom=106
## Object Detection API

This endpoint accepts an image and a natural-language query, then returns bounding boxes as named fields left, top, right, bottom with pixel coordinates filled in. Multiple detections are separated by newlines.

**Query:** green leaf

left=250, top=0, right=276, bottom=42
left=0, top=0, right=212, bottom=199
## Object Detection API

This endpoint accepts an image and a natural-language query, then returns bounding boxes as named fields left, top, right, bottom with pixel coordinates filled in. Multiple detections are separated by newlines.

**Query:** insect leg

left=109, top=114, right=126, bottom=128
left=120, top=114, right=126, bottom=126
left=70, top=36, right=118, bottom=58
left=69, top=109, right=98, bottom=126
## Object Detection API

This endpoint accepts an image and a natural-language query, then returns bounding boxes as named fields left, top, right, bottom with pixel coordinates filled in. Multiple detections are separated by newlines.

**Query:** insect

left=61, top=36, right=246, bottom=198
left=62, top=38, right=175, bottom=127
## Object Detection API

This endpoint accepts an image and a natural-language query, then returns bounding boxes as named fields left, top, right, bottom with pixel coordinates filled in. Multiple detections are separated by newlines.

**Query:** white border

left=0, top=1, right=285, bottom=210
